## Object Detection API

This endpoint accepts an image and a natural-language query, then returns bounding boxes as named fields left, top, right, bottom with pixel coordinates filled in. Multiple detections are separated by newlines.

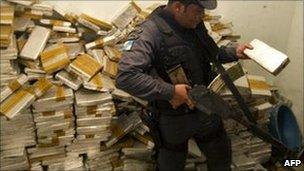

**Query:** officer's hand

left=236, top=43, right=254, bottom=59
left=170, top=84, right=194, bottom=110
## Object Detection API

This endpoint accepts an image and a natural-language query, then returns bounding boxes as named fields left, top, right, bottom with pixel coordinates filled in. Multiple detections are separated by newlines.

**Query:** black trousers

left=156, top=111, right=231, bottom=171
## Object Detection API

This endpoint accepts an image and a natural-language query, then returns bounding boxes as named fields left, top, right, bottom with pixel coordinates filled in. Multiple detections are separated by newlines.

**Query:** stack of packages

left=79, top=2, right=155, bottom=170
left=121, top=143, right=154, bottom=171
left=68, top=89, right=115, bottom=171
left=0, top=1, right=293, bottom=171
left=203, top=11, right=241, bottom=48
left=114, top=112, right=154, bottom=170
left=0, top=109, right=36, bottom=171
left=28, top=84, right=81, bottom=171
left=0, top=0, right=147, bottom=170
left=0, top=76, right=54, bottom=171
left=83, top=1, right=146, bottom=79
left=207, top=62, right=290, bottom=170
left=0, top=2, right=14, bottom=48
left=0, top=3, right=19, bottom=88
left=105, top=89, right=153, bottom=171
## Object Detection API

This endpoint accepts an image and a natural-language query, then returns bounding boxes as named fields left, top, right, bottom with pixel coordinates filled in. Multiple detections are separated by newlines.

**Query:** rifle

left=188, top=57, right=303, bottom=162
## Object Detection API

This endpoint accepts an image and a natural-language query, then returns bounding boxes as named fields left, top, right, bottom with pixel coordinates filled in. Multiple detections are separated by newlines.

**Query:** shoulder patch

left=122, top=40, right=135, bottom=51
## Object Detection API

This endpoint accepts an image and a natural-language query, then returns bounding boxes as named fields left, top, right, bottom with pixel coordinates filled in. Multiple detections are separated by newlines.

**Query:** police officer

left=116, top=0, right=253, bottom=170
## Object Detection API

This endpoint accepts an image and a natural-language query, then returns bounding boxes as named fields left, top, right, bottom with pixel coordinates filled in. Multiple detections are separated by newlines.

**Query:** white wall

left=212, top=1, right=303, bottom=134
left=276, top=2, right=303, bottom=135
left=213, top=1, right=296, bottom=82
left=45, top=0, right=303, bottom=133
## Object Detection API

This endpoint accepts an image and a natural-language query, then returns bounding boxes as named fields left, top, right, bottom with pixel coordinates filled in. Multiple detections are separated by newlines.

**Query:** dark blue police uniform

left=116, top=6, right=238, bottom=171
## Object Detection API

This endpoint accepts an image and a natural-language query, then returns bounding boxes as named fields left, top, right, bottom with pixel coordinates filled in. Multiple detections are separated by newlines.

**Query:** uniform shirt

left=116, top=6, right=238, bottom=103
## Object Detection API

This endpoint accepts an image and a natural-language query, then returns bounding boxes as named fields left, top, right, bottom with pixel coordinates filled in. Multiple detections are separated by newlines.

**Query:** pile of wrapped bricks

left=206, top=61, right=293, bottom=171
left=0, top=0, right=292, bottom=171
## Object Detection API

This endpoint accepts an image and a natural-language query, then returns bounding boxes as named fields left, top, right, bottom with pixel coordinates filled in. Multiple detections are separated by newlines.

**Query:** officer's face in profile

left=174, top=3, right=204, bottom=29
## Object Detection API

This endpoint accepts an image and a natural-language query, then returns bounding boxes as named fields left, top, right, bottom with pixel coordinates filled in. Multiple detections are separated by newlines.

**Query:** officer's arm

left=200, top=22, right=239, bottom=63
left=116, top=25, right=174, bottom=101
left=217, top=43, right=239, bottom=63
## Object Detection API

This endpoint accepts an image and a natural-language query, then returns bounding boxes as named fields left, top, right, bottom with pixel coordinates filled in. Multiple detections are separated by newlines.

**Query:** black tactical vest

left=146, top=10, right=220, bottom=114
left=149, top=14, right=219, bottom=87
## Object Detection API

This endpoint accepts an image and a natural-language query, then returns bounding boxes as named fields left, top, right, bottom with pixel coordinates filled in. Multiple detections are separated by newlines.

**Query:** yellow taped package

left=95, top=38, right=106, bottom=47
left=248, top=75, right=272, bottom=97
left=32, top=78, right=53, bottom=98
left=40, top=19, right=71, bottom=27
left=52, top=20, right=67, bottom=26
left=63, top=110, right=73, bottom=119
left=249, top=79, right=271, bottom=90
left=130, top=1, right=142, bottom=13
left=0, top=25, right=13, bottom=39
left=105, top=122, right=126, bottom=147
left=110, top=123, right=125, bottom=139
left=208, top=62, right=245, bottom=93
left=54, top=129, right=66, bottom=136
left=86, top=105, right=98, bottom=115
left=101, top=136, right=134, bottom=151
left=103, top=57, right=118, bottom=78
left=111, top=2, right=139, bottom=30
left=104, top=46, right=122, bottom=62
left=83, top=73, right=103, bottom=91
left=68, top=54, right=102, bottom=82
left=212, top=22, right=232, bottom=31
left=55, top=85, right=66, bottom=101
left=32, top=85, right=74, bottom=112
left=18, top=59, right=41, bottom=70
left=17, top=9, right=43, bottom=20
left=0, top=5, right=14, bottom=25
left=0, top=25, right=12, bottom=47
left=85, top=134, right=95, bottom=139
left=50, top=32, right=79, bottom=39
left=0, top=88, right=35, bottom=119
left=0, top=25, right=12, bottom=37
left=132, top=132, right=154, bottom=148
left=38, top=137, right=60, bottom=147
left=64, top=12, right=78, bottom=24
left=40, top=43, right=71, bottom=74
left=203, top=14, right=220, bottom=21
left=41, top=110, right=72, bottom=119
left=91, top=73, right=103, bottom=88
left=85, top=35, right=116, bottom=50
left=84, top=72, right=115, bottom=92
left=42, top=111, right=56, bottom=117
left=80, top=13, right=112, bottom=31
left=8, top=79, right=21, bottom=92
left=1, top=74, right=29, bottom=103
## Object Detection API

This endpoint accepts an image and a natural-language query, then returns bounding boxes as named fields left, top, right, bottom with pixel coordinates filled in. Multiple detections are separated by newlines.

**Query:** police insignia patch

left=122, top=40, right=135, bottom=51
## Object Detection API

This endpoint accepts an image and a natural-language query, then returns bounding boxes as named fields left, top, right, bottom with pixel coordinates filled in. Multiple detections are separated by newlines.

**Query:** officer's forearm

left=116, top=71, right=174, bottom=101
left=217, top=43, right=239, bottom=63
